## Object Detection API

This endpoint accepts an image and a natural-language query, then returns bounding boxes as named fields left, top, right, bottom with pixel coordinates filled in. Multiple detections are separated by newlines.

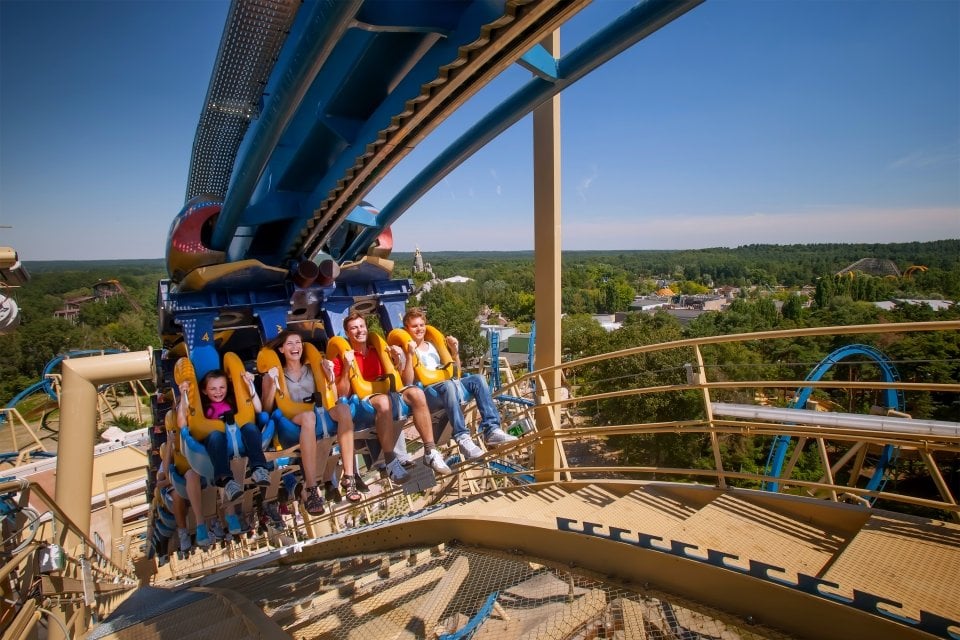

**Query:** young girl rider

left=179, top=368, right=272, bottom=504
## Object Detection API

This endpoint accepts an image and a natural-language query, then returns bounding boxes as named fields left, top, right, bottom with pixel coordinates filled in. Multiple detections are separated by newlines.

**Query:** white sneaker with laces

left=223, top=479, right=243, bottom=502
left=455, top=433, right=484, bottom=460
left=386, top=457, right=410, bottom=483
left=424, top=448, right=452, bottom=474
left=484, top=428, right=518, bottom=446
left=251, top=467, right=271, bottom=487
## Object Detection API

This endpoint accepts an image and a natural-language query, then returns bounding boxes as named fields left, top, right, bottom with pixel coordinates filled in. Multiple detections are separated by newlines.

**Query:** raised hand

left=321, top=358, right=335, bottom=382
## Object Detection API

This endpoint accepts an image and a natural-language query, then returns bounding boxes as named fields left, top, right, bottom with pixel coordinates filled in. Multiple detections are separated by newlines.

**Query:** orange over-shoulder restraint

left=387, top=325, right=457, bottom=386
left=326, top=333, right=400, bottom=398
left=256, top=342, right=336, bottom=419
left=164, top=409, right=190, bottom=475
left=173, top=357, right=223, bottom=441
left=223, top=351, right=256, bottom=426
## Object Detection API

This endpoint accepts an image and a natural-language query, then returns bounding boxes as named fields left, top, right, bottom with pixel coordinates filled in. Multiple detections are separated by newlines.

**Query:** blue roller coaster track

left=4, top=349, right=127, bottom=414
left=764, top=344, right=904, bottom=497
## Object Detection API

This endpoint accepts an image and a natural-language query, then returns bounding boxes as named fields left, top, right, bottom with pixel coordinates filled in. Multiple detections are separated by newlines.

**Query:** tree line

left=1, top=239, right=956, bottom=410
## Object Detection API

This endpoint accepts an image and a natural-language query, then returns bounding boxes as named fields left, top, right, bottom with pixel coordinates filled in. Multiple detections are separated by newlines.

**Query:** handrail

left=0, top=477, right=138, bottom=639
left=155, top=321, right=959, bottom=583
left=508, top=320, right=960, bottom=384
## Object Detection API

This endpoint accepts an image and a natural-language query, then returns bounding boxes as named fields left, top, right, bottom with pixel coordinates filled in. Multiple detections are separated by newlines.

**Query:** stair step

left=442, top=486, right=570, bottom=520
left=520, top=484, right=621, bottom=522
left=661, top=493, right=846, bottom=577
left=589, top=486, right=700, bottom=539
left=821, top=512, right=960, bottom=623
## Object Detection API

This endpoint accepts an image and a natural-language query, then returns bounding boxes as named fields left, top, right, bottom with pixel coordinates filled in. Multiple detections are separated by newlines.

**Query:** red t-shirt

left=333, top=344, right=384, bottom=381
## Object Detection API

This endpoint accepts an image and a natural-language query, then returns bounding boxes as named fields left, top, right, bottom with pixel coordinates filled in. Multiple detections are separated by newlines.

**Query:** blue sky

left=1, top=0, right=957, bottom=261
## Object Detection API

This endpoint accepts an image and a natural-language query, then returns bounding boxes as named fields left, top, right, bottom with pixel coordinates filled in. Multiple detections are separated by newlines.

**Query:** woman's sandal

left=301, top=485, right=325, bottom=515
left=341, top=475, right=363, bottom=503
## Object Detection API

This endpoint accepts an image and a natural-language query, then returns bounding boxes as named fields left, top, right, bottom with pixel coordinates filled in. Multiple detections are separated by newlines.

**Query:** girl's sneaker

left=225, top=513, right=242, bottom=535
left=195, top=523, right=211, bottom=548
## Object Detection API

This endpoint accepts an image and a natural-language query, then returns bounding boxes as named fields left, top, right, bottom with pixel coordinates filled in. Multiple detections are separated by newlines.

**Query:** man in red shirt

left=333, top=311, right=451, bottom=481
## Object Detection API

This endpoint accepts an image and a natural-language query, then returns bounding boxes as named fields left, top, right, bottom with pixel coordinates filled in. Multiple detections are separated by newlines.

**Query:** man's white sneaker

left=455, top=433, right=484, bottom=460
left=251, top=467, right=271, bottom=487
left=223, top=479, right=243, bottom=502
left=386, top=457, right=410, bottom=484
left=424, top=448, right=452, bottom=474
left=484, top=428, right=518, bottom=446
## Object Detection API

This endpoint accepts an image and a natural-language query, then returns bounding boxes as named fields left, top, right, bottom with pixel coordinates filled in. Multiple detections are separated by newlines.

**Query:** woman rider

left=262, top=330, right=361, bottom=514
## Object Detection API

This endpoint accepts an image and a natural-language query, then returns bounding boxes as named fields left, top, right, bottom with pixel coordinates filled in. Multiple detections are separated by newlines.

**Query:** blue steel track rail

left=190, top=0, right=704, bottom=269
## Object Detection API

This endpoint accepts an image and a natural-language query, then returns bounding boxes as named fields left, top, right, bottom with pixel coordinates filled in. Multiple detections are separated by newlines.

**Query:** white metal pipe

left=711, top=402, right=960, bottom=438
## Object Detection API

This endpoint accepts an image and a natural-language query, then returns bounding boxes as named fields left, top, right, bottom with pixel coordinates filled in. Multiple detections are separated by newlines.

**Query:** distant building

left=677, top=295, right=725, bottom=311
left=481, top=324, right=517, bottom=343
left=53, top=279, right=138, bottom=321
left=413, top=247, right=428, bottom=274
left=716, top=285, right=740, bottom=301
left=505, top=332, right=531, bottom=353
left=629, top=296, right=670, bottom=312
left=874, top=299, right=954, bottom=311
left=590, top=314, right=622, bottom=331
left=661, top=308, right=705, bottom=326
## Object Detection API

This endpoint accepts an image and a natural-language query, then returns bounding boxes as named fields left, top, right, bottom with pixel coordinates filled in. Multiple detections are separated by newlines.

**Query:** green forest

left=2, top=240, right=958, bottom=420
left=2, top=241, right=957, bottom=511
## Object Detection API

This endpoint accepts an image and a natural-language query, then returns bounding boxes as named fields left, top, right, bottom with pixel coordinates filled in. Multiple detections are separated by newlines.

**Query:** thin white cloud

left=576, top=165, right=599, bottom=201
left=490, top=168, right=502, bottom=197
left=441, top=176, right=456, bottom=201
left=888, top=145, right=959, bottom=170
left=562, top=206, right=960, bottom=250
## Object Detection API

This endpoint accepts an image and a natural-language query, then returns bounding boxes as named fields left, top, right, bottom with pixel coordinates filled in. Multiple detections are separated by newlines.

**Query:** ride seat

left=387, top=325, right=459, bottom=384
left=173, top=353, right=258, bottom=439
left=256, top=342, right=341, bottom=453
left=388, top=326, right=476, bottom=444
left=173, top=352, right=261, bottom=483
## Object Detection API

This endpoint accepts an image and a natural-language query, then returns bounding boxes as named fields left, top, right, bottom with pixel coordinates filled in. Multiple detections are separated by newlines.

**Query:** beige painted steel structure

left=3, top=322, right=958, bottom=639
left=533, top=29, right=564, bottom=483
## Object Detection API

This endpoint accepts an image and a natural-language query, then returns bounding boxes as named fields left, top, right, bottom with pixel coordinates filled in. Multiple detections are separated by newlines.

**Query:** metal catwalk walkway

left=91, top=479, right=959, bottom=640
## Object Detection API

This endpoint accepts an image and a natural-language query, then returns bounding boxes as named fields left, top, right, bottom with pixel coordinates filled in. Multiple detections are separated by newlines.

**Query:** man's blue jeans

left=424, top=374, right=501, bottom=439
left=203, top=423, right=267, bottom=484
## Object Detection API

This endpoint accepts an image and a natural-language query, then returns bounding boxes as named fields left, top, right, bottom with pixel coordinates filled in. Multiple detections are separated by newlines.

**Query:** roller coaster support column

left=692, top=345, right=726, bottom=489
left=52, top=350, right=152, bottom=640
left=532, top=30, right=562, bottom=482
left=55, top=350, right=153, bottom=544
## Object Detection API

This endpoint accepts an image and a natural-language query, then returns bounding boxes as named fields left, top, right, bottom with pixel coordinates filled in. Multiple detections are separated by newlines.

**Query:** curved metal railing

left=0, top=479, right=138, bottom=638
left=158, top=320, right=959, bottom=584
